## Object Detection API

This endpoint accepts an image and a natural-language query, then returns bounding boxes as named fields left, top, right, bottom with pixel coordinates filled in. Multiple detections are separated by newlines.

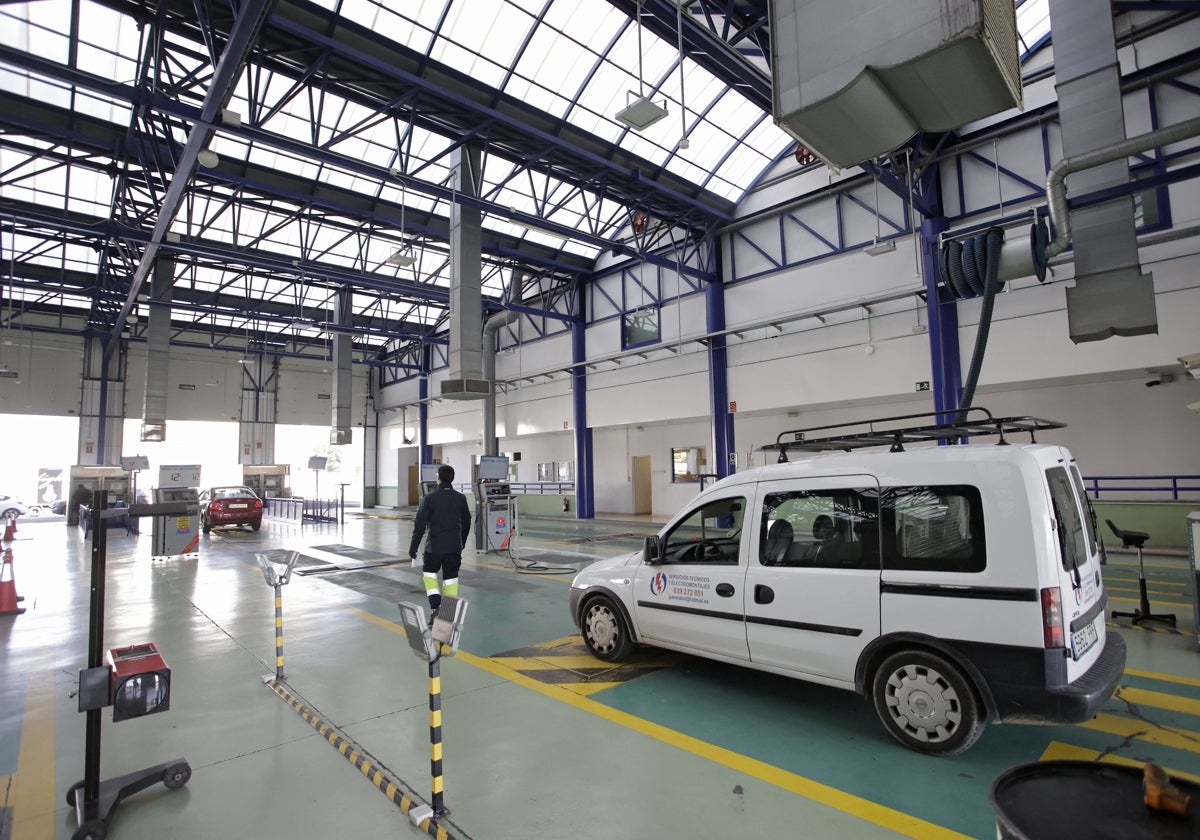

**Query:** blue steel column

left=418, top=344, right=432, bottom=465
left=921, top=217, right=962, bottom=415
left=705, top=272, right=734, bottom=479
left=571, top=315, right=594, bottom=518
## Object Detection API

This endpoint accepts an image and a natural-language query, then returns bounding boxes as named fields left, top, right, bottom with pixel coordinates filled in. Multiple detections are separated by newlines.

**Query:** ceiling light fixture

left=387, top=167, right=417, bottom=267
left=197, top=148, right=220, bottom=168
left=864, top=161, right=894, bottom=256
left=615, top=0, right=668, bottom=132
left=676, top=0, right=690, bottom=149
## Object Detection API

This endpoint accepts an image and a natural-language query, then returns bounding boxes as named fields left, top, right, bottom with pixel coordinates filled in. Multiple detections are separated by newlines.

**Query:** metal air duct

left=140, top=257, right=171, bottom=442
left=330, top=287, right=353, bottom=444
left=1048, top=0, right=1155, bottom=343
left=770, top=0, right=1021, bottom=168
left=482, top=305, right=521, bottom=457
left=441, top=147, right=488, bottom=400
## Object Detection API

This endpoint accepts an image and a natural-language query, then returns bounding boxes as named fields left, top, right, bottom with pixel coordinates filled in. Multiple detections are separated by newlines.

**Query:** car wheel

left=872, top=649, right=984, bottom=755
left=1, top=507, right=19, bottom=519
left=251, top=522, right=261, bottom=531
left=202, top=517, right=211, bottom=534
left=581, top=595, right=634, bottom=662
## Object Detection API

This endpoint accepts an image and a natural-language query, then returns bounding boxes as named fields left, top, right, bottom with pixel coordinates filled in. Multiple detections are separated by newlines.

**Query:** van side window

left=1046, top=467, right=1088, bottom=573
left=662, top=496, right=744, bottom=565
left=881, top=485, right=985, bottom=573
left=760, top=490, right=880, bottom=569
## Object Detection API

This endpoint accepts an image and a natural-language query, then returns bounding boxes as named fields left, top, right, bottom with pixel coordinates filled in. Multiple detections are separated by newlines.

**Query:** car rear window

left=214, top=487, right=254, bottom=500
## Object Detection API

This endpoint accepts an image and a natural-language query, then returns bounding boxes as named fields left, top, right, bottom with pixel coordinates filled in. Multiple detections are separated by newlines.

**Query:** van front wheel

left=872, top=650, right=984, bottom=755
left=581, top=595, right=633, bottom=662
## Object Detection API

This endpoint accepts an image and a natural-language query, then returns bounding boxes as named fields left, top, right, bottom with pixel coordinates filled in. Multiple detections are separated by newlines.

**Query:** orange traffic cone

left=1, top=514, right=15, bottom=541
left=0, top=547, right=24, bottom=616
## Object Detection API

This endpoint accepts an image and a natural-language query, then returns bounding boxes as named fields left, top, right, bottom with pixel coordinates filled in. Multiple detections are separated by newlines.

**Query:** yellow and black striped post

left=273, top=581, right=286, bottom=681
left=428, top=655, right=447, bottom=816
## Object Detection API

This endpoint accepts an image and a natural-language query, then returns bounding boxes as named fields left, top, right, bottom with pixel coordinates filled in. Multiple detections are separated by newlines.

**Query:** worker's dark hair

left=437, top=464, right=455, bottom=484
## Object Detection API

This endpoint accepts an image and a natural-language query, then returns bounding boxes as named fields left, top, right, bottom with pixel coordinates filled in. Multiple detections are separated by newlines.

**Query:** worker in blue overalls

left=408, top=464, right=472, bottom=619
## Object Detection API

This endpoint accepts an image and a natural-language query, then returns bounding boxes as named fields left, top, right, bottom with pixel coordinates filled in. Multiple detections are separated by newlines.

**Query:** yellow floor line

left=561, top=682, right=625, bottom=696
left=1106, top=594, right=1192, bottom=609
left=1117, top=686, right=1200, bottom=717
left=1039, top=741, right=1200, bottom=785
left=9, top=666, right=57, bottom=840
left=1126, top=668, right=1200, bottom=689
left=487, top=655, right=621, bottom=671
left=1079, top=713, right=1200, bottom=754
left=348, top=606, right=969, bottom=840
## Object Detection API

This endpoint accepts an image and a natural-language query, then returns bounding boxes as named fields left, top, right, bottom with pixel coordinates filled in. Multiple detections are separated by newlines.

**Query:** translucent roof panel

left=354, top=0, right=795, bottom=207
left=1016, top=0, right=1052, bottom=60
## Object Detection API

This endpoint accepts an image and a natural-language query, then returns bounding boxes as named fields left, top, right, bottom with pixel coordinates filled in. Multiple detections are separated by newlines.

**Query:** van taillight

left=1041, top=587, right=1064, bottom=648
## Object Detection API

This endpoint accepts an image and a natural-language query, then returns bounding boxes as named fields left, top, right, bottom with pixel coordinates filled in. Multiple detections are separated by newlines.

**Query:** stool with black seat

left=1107, top=519, right=1175, bottom=627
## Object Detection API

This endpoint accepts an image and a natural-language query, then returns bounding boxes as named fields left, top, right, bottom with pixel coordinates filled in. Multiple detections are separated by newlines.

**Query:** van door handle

left=715, top=583, right=735, bottom=597
left=754, top=585, right=774, bottom=605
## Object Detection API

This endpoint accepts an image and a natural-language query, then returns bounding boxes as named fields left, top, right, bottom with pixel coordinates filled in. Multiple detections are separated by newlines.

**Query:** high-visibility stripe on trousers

left=423, top=572, right=440, bottom=610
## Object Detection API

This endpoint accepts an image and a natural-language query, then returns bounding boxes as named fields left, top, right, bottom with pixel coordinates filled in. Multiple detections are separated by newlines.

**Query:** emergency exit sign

left=915, top=381, right=931, bottom=392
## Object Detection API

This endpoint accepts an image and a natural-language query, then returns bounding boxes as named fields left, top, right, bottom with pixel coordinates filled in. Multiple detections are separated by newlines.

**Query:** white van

left=569, top=410, right=1126, bottom=755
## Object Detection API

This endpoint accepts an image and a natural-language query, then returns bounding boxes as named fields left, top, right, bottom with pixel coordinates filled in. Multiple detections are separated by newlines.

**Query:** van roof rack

left=762, top=406, right=1065, bottom=461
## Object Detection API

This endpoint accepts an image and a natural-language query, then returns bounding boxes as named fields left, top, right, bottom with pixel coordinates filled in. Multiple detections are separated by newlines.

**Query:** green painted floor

left=1, top=512, right=1198, bottom=839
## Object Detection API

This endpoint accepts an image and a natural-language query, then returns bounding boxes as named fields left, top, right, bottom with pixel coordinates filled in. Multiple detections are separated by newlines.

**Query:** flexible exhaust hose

left=944, top=240, right=969, bottom=300
left=957, top=228, right=1005, bottom=420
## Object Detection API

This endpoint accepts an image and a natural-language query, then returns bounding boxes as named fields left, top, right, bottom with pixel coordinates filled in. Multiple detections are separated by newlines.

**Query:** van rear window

left=1046, top=467, right=1088, bottom=573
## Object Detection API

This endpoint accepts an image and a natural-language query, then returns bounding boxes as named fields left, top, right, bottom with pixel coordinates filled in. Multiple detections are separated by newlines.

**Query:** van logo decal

left=650, top=572, right=668, bottom=596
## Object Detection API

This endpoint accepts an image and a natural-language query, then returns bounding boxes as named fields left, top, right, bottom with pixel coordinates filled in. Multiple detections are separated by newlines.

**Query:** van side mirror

left=643, top=535, right=663, bottom=565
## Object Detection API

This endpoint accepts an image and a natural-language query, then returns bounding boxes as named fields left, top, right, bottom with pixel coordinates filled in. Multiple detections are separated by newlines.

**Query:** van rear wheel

left=872, top=650, right=984, bottom=755
left=581, top=595, right=633, bottom=662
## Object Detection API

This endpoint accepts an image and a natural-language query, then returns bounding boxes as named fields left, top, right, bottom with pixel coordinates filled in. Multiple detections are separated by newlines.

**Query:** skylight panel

left=71, top=89, right=131, bottom=125
left=469, top=3, right=533, bottom=71
left=1016, top=0, right=1051, bottom=57
left=544, top=1, right=625, bottom=59
left=65, top=168, right=113, bottom=216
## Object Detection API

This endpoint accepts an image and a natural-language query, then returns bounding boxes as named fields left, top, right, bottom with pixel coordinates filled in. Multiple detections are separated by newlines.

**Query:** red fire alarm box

left=107, top=643, right=171, bottom=722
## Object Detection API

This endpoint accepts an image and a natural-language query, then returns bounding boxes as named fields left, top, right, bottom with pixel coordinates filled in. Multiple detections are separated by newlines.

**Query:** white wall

left=368, top=21, right=1200, bottom=513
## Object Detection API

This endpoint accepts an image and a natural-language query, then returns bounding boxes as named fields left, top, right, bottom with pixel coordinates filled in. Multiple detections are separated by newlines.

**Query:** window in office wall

left=557, top=460, right=574, bottom=483
left=622, top=306, right=660, bottom=349
left=538, top=462, right=555, bottom=482
left=672, top=446, right=706, bottom=482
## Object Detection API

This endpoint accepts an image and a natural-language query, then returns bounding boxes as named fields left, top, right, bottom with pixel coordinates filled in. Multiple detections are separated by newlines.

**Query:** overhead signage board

left=158, top=464, right=202, bottom=489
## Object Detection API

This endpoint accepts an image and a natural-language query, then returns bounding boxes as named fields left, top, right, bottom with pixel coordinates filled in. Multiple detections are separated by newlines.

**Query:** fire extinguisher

left=562, top=498, right=570, bottom=512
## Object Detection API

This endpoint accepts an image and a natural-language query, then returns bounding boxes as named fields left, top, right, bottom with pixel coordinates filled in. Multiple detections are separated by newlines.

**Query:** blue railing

left=1081, top=474, right=1200, bottom=500
left=451, top=482, right=574, bottom=495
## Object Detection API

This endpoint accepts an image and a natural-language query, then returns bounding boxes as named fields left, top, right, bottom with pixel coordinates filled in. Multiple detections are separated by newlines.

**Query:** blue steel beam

left=608, top=0, right=772, bottom=111
left=83, top=0, right=735, bottom=228
left=0, top=71, right=595, bottom=278
left=572, top=314, right=594, bottom=519
left=107, top=0, right=278, bottom=360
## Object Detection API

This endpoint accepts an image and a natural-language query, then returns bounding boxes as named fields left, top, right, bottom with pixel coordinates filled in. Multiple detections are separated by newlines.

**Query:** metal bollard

left=255, top=551, right=300, bottom=683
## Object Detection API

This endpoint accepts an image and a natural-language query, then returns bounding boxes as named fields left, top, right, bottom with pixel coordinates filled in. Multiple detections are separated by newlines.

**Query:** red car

left=199, top=486, right=263, bottom=533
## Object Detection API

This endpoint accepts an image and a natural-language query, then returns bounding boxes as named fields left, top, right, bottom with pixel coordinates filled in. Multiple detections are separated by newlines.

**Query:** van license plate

left=1071, top=622, right=1098, bottom=660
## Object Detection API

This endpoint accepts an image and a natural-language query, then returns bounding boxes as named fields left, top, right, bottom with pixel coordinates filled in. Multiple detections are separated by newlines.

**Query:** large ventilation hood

left=770, top=0, right=1022, bottom=169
